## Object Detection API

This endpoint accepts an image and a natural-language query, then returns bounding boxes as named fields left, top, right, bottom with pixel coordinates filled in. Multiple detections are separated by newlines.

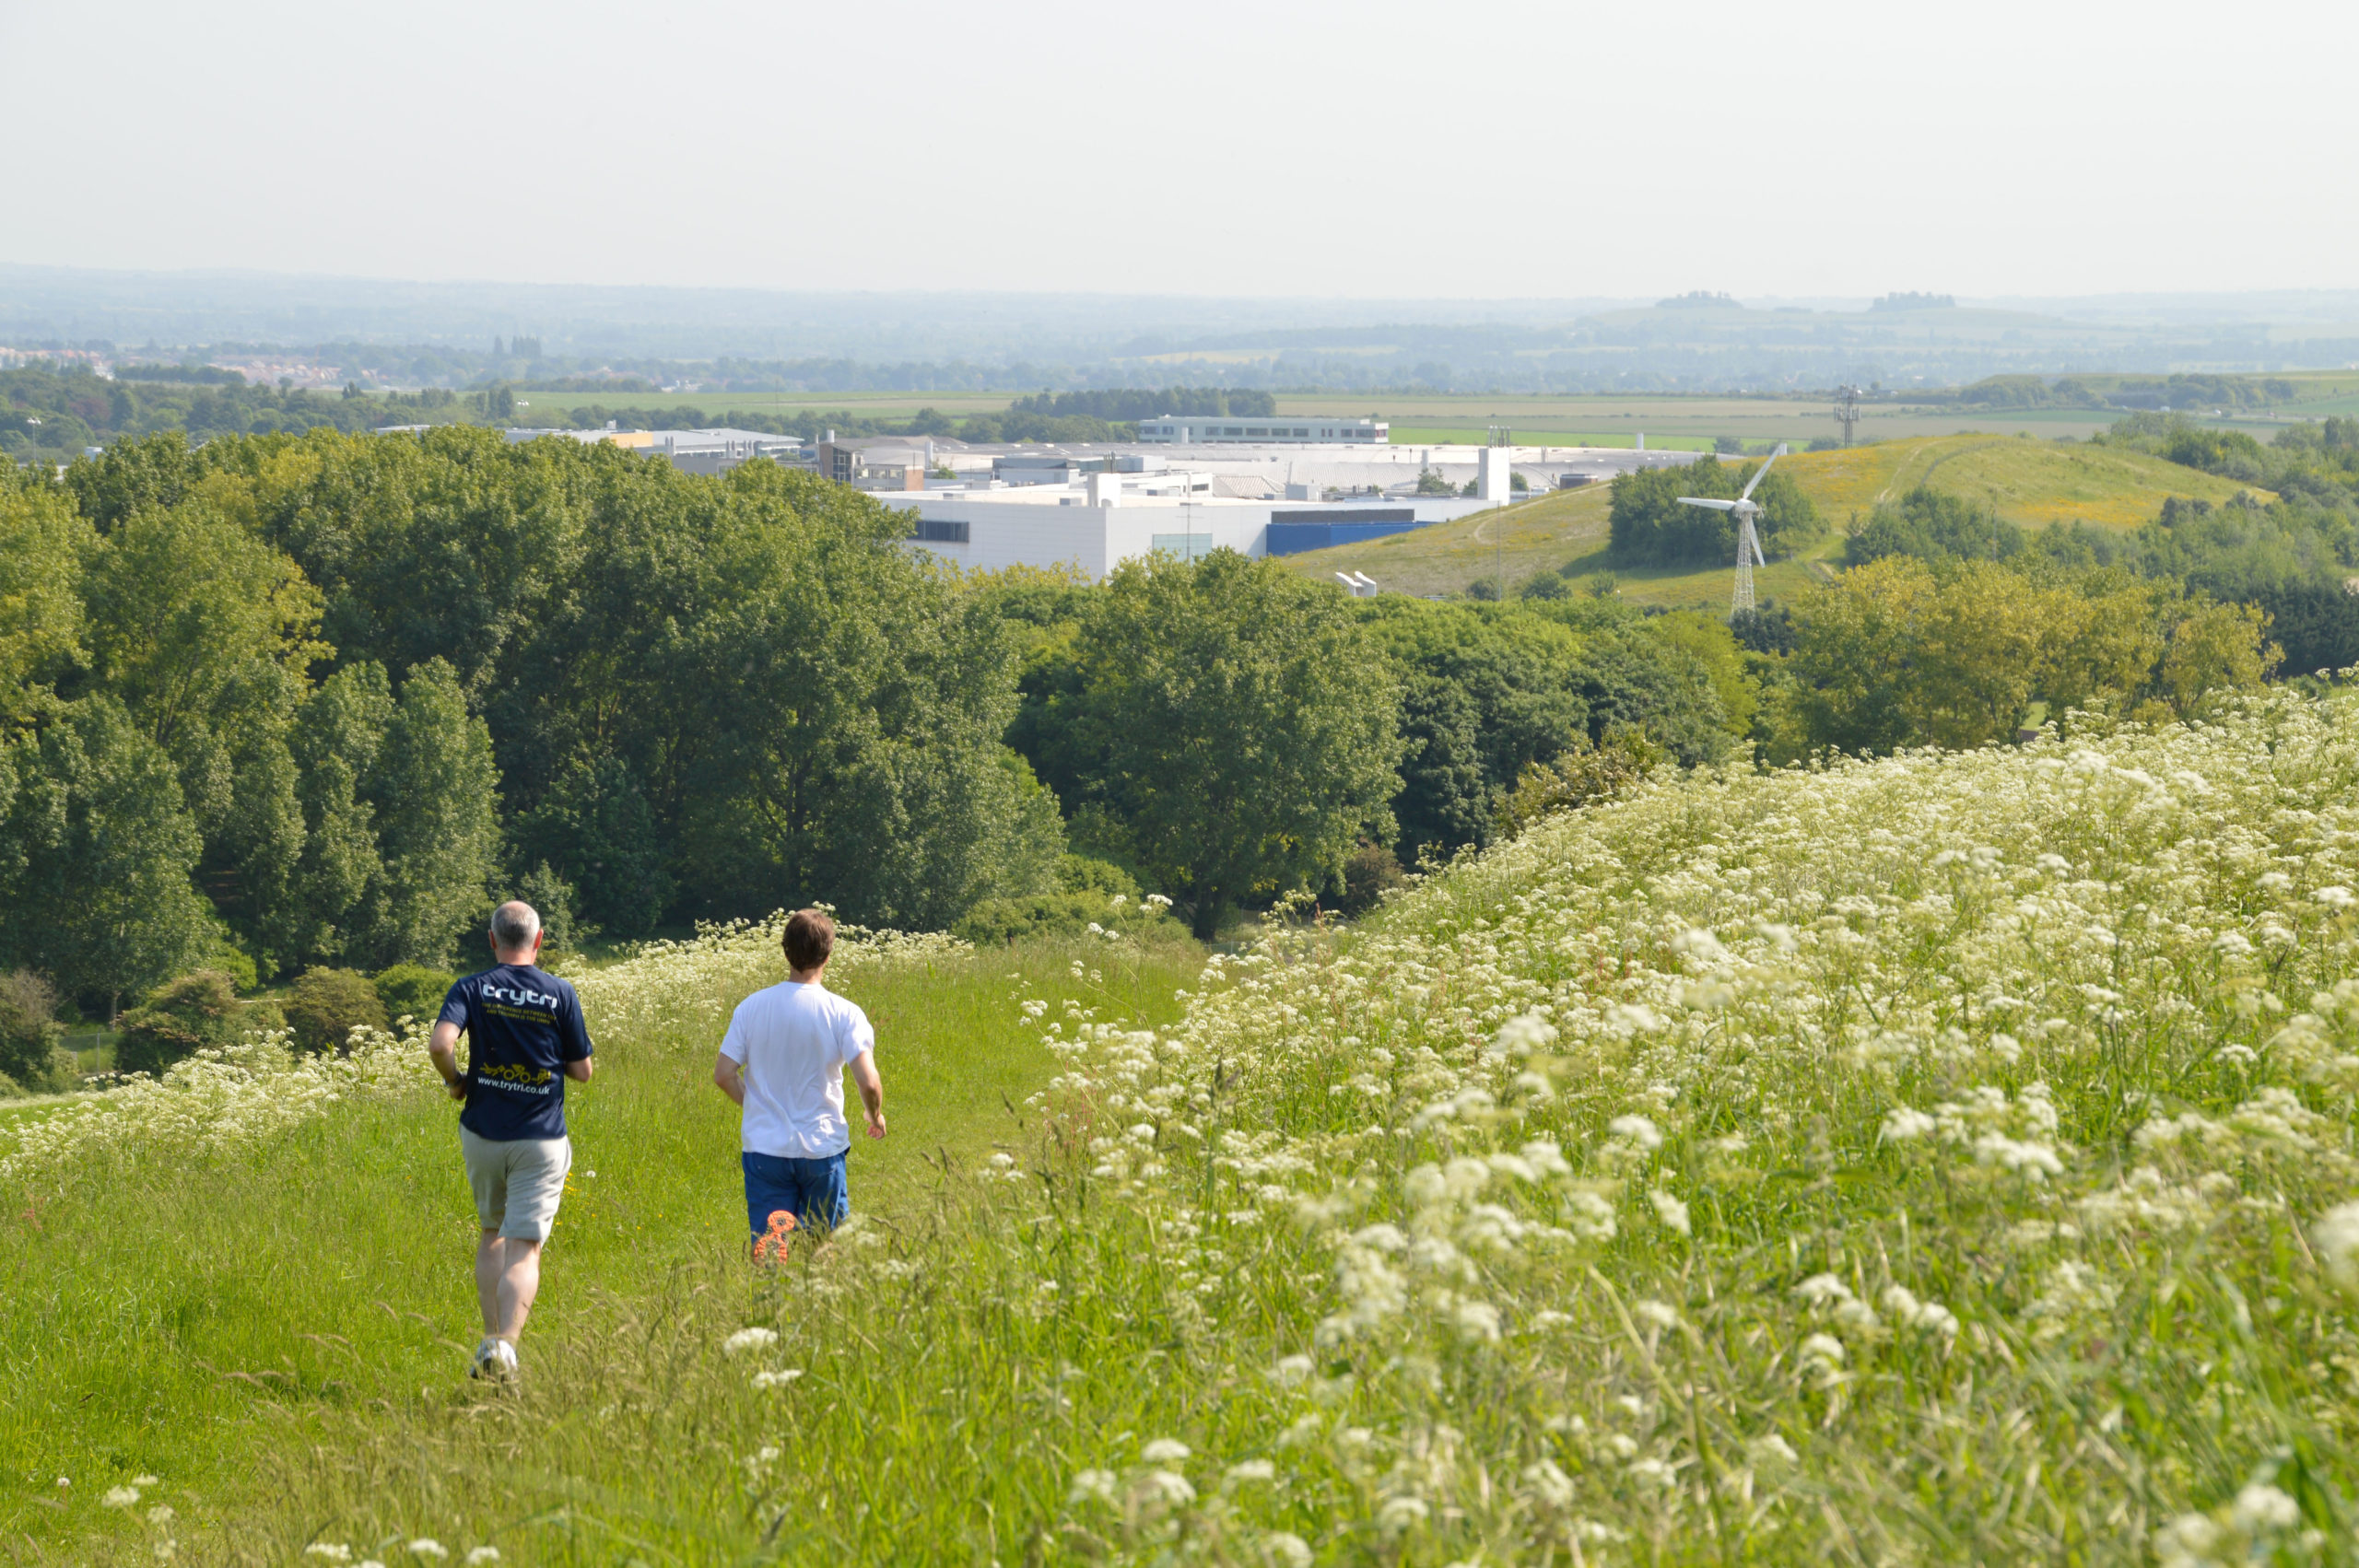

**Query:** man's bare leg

left=475, top=1234, right=544, bottom=1339
left=494, top=1236, right=543, bottom=1341
left=475, top=1229, right=505, bottom=1338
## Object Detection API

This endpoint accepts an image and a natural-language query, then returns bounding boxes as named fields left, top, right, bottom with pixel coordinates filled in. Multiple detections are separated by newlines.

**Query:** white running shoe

left=469, top=1339, right=498, bottom=1378
left=490, top=1339, right=520, bottom=1378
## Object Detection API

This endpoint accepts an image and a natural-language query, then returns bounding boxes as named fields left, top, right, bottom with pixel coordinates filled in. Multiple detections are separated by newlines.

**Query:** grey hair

left=490, top=900, right=541, bottom=952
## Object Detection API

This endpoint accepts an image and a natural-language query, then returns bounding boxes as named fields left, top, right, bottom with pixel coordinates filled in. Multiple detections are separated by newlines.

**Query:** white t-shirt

left=719, top=980, right=876, bottom=1159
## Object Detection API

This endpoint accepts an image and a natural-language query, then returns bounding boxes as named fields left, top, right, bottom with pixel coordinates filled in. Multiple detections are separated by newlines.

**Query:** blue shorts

left=743, top=1149, right=850, bottom=1236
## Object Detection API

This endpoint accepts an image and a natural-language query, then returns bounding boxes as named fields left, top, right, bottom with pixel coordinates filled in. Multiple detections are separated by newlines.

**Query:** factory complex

left=466, top=421, right=1703, bottom=579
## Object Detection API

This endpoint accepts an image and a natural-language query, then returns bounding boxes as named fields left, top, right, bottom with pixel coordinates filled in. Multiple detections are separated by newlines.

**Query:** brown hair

left=783, top=908, right=836, bottom=972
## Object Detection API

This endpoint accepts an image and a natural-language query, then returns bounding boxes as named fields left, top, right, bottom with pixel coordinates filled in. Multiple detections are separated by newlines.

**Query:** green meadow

left=0, top=931, right=1201, bottom=1563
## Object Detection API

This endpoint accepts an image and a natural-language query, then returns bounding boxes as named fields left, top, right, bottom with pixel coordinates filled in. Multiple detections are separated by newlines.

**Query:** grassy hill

left=1281, top=434, right=2271, bottom=603
left=10, top=696, right=2359, bottom=1561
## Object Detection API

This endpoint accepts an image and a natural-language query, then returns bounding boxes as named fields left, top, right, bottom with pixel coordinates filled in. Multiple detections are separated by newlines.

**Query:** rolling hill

left=1281, top=433, right=2273, bottom=603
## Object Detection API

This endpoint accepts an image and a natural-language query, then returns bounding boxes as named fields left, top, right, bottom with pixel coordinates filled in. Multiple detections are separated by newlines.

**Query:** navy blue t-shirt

left=438, top=964, right=593, bottom=1141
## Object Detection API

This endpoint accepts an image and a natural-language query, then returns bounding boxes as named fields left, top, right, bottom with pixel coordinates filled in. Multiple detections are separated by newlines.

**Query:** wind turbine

left=1679, top=442, right=1787, bottom=614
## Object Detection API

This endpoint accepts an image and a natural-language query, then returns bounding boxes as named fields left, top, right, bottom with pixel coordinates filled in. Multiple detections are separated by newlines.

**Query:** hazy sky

left=5, top=0, right=2352, bottom=300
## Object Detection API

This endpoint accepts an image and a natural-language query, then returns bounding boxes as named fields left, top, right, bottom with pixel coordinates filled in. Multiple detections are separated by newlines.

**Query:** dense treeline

left=0, top=427, right=1736, bottom=1017
left=1936, top=373, right=2303, bottom=410
left=1756, top=559, right=2274, bottom=757
left=996, top=569, right=1739, bottom=893
left=0, top=366, right=464, bottom=459
left=2, top=365, right=1292, bottom=459
left=1003, top=388, right=1277, bottom=421
left=0, top=431, right=1062, bottom=1014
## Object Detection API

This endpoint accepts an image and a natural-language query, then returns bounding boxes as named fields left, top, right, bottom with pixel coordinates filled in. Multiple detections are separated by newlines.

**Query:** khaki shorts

left=460, top=1127, right=571, bottom=1242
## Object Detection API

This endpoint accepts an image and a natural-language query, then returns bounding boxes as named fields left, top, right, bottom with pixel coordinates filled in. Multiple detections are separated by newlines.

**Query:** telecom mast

left=1832, top=385, right=1864, bottom=447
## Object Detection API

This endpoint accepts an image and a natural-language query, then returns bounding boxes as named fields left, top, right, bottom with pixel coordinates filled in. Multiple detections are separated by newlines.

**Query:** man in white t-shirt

left=712, top=907, right=886, bottom=1239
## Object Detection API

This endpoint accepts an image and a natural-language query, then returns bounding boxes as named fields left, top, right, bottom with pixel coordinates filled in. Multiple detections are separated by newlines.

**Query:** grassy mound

left=12, top=696, right=2359, bottom=1562
left=1283, top=435, right=2269, bottom=603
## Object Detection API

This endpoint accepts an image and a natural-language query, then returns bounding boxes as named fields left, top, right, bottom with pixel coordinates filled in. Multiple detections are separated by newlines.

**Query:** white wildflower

left=1145, top=1470, right=1196, bottom=1505
left=1521, top=1457, right=1577, bottom=1508
left=722, top=1327, right=779, bottom=1355
left=1602, top=1002, right=1664, bottom=1036
left=2230, top=1483, right=2301, bottom=1532
left=1633, top=1298, right=1681, bottom=1331
left=1141, top=1437, right=1191, bottom=1464
left=1067, top=1469, right=1119, bottom=1505
left=1455, top=1299, right=1503, bottom=1342
left=1263, top=1532, right=1312, bottom=1568
left=1649, top=1189, right=1691, bottom=1235
left=2313, top=1202, right=2359, bottom=1292
left=1795, top=1273, right=1854, bottom=1306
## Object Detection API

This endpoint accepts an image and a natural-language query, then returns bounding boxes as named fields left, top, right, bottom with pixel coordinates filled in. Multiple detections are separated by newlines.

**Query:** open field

left=1314, top=396, right=2133, bottom=446
left=1387, top=428, right=1719, bottom=452
left=0, top=928, right=1202, bottom=1561
left=1282, top=433, right=2272, bottom=602
left=9, top=699, right=2359, bottom=1561
left=498, top=389, right=1015, bottom=419
left=454, top=381, right=2359, bottom=445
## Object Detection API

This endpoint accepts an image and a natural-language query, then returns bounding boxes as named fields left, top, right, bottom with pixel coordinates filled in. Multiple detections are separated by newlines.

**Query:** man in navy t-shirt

left=428, top=899, right=594, bottom=1380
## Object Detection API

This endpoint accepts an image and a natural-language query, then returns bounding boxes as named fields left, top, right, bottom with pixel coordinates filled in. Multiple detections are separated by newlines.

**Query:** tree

left=1064, top=551, right=1403, bottom=938
left=285, top=967, right=389, bottom=1055
left=0, top=969, right=71, bottom=1094
left=522, top=460, right=1061, bottom=930
left=0, top=696, right=213, bottom=1009
left=0, top=464, right=94, bottom=723
left=1608, top=457, right=1819, bottom=567
left=371, top=963, right=455, bottom=1026
left=256, top=426, right=588, bottom=699
left=80, top=490, right=325, bottom=762
left=284, top=661, right=394, bottom=965
left=1843, top=487, right=2023, bottom=568
left=76, top=485, right=327, bottom=969
left=1637, top=612, right=1758, bottom=737
left=1773, top=556, right=1937, bottom=756
left=113, top=970, right=255, bottom=1076
left=358, top=658, right=501, bottom=967
left=2151, top=595, right=2279, bottom=718
left=1393, top=673, right=1492, bottom=863
left=512, top=755, right=672, bottom=938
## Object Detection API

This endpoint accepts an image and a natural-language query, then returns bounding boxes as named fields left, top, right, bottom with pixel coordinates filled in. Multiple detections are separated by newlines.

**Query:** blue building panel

left=1264, top=508, right=1429, bottom=556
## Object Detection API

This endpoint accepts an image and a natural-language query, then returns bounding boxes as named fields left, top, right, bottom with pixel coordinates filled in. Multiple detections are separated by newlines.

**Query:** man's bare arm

left=428, top=1020, right=467, bottom=1102
left=712, top=1051, right=745, bottom=1107
left=564, top=1057, right=594, bottom=1083
left=851, top=1049, right=885, bottom=1139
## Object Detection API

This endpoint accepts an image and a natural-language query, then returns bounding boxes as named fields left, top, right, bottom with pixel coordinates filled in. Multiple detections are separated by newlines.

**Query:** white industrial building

left=1136, top=415, right=1387, bottom=444
left=868, top=474, right=1489, bottom=579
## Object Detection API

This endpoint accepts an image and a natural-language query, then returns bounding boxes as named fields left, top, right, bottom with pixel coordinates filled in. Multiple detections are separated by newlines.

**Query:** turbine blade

left=1738, top=442, right=1790, bottom=501
left=1677, top=497, right=1738, bottom=510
